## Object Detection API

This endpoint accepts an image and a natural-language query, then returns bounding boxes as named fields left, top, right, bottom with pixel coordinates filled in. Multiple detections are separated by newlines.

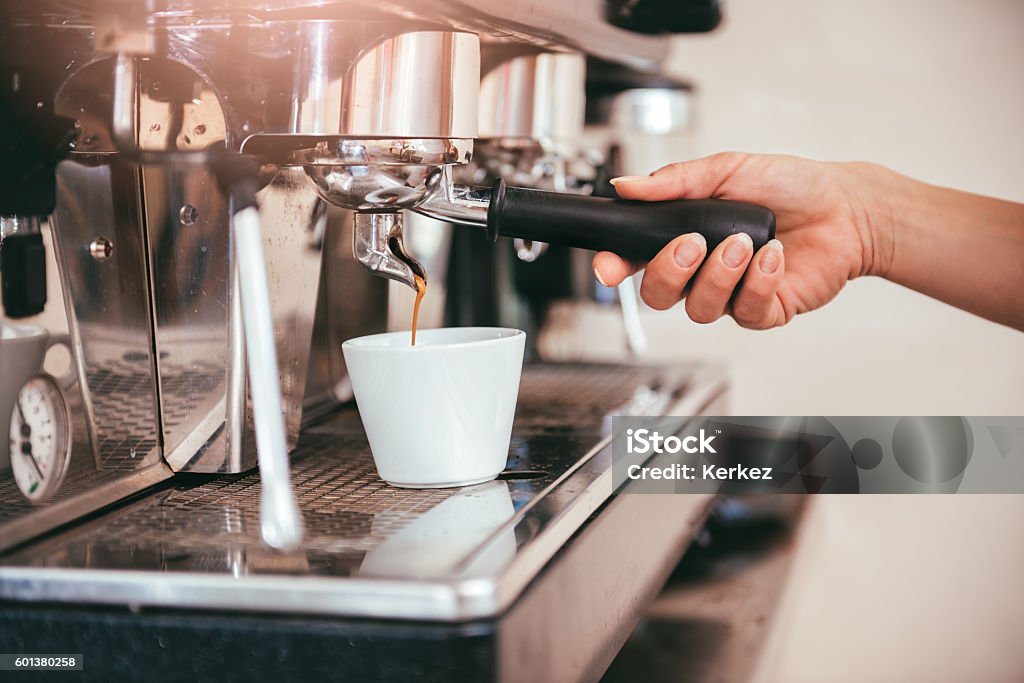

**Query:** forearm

left=862, top=165, right=1024, bottom=330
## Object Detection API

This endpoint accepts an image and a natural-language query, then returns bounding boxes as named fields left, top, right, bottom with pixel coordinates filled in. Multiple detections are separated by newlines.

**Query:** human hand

left=593, top=153, right=887, bottom=329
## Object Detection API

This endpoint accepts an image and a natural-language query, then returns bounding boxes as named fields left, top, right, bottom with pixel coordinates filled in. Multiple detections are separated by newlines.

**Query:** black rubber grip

left=1, top=231, right=47, bottom=318
left=487, top=180, right=775, bottom=262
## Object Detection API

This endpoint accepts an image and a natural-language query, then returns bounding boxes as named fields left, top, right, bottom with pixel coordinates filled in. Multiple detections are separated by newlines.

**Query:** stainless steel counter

left=0, top=362, right=726, bottom=623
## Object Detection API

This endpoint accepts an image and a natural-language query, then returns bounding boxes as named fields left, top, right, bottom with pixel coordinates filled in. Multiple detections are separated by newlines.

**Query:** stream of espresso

left=411, top=275, right=426, bottom=346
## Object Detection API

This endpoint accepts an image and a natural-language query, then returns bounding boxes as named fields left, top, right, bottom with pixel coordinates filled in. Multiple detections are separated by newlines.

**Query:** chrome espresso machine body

left=0, top=2, right=754, bottom=680
left=0, top=4, right=497, bottom=549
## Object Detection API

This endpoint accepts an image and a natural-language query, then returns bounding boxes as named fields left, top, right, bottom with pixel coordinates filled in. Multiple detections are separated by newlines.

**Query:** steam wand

left=214, top=153, right=304, bottom=552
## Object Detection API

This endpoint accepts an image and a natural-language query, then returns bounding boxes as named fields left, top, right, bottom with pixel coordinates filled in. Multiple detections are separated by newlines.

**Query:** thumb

left=609, top=152, right=749, bottom=201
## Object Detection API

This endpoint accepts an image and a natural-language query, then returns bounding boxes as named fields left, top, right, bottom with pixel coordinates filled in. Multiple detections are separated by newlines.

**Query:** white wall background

left=618, top=0, right=1024, bottom=415
left=637, top=5, right=1024, bottom=681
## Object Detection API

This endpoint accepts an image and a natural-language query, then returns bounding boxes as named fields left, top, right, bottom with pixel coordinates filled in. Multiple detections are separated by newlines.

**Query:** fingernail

left=594, top=266, right=609, bottom=287
left=759, top=239, right=784, bottom=275
left=609, top=175, right=649, bottom=186
left=674, top=233, right=706, bottom=268
left=722, top=233, right=753, bottom=268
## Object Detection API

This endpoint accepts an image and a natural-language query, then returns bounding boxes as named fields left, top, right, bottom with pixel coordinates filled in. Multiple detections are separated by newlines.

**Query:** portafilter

left=243, top=135, right=777, bottom=291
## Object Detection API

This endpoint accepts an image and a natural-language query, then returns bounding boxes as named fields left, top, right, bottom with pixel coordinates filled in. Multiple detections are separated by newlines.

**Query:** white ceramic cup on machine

left=0, top=322, right=75, bottom=471
left=342, top=327, right=526, bottom=488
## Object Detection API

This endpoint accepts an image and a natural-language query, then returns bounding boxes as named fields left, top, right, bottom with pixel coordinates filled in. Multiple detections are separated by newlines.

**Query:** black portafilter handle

left=486, top=179, right=776, bottom=262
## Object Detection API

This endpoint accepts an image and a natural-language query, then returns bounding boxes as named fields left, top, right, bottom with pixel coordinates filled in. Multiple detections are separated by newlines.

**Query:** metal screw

left=89, top=237, right=113, bottom=261
left=179, top=204, right=199, bottom=226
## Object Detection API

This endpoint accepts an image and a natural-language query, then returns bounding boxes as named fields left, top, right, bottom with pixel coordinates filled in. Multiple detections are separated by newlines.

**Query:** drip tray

left=0, top=363, right=726, bottom=621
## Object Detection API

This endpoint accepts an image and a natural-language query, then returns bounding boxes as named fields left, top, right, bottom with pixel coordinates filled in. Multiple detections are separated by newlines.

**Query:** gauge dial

left=9, top=375, right=72, bottom=504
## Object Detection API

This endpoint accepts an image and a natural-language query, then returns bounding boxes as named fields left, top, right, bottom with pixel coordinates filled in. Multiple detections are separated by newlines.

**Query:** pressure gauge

left=9, top=375, right=72, bottom=504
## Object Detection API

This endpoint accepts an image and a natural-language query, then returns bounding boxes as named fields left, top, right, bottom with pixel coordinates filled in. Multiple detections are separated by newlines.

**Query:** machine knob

left=1, top=231, right=47, bottom=318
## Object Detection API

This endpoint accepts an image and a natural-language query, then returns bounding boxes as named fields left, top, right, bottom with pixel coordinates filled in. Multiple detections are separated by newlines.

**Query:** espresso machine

left=0, top=2, right=772, bottom=680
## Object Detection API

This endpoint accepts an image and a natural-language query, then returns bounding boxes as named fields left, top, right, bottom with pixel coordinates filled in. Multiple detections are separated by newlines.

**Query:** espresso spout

left=353, top=213, right=426, bottom=292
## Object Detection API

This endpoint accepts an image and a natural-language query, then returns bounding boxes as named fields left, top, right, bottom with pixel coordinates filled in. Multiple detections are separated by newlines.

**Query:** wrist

left=839, top=161, right=898, bottom=279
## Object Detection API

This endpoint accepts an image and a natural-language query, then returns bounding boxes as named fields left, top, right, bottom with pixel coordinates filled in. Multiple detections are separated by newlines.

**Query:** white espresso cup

left=0, top=322, right=75, bottom=471
left=342, top=327, right=525, bottom=488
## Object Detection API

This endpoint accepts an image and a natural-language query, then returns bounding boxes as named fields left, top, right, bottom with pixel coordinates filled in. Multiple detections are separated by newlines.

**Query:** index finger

left=609, top=152, right=750, bottom=201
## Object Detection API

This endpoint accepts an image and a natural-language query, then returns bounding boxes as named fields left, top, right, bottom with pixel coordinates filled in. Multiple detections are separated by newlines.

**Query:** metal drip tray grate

left=86, top=355, right=224, bottom=469
left=159, top=359, right=225, bottom=431
left=83, top=356, right=160, bottom=470
left=0, top=363, right=724, bottom=621
left=106, top=437, right=459, bottom=575
left=0, top=444, right=131, bottom=525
